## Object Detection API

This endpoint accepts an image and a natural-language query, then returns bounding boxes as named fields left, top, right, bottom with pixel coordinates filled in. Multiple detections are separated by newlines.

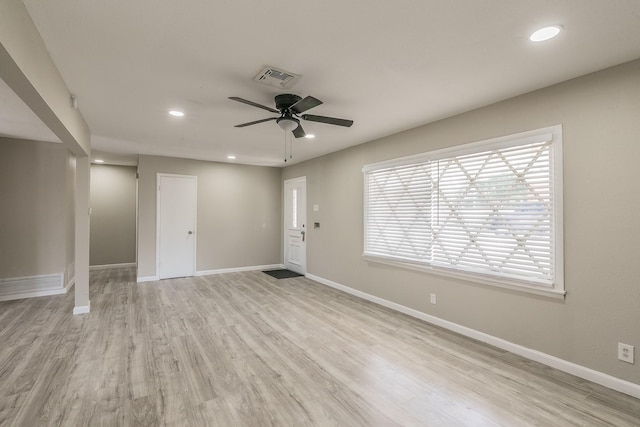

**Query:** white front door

left=284, top=177, right=306, bottom=275
left=157, top=174, right=197, bottom=279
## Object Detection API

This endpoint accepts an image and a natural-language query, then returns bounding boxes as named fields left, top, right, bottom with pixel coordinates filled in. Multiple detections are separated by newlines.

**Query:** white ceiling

left=7, top=1, right=640, bottom=166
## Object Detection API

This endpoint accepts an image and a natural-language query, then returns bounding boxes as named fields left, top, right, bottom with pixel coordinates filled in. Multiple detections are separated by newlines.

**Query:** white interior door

left=157, top=174, right=197, bottom=279
left=284, top=177, right=306, bottom=275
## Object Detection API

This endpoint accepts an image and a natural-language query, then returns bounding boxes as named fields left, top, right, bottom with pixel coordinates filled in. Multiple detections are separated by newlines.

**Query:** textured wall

left=90, top=164, right=137, bottom=266
left=137, top=155, right=282, bottom=278
left=0, top=138, right=69, bottom=280
left=283, top=59, right=640, bottom=385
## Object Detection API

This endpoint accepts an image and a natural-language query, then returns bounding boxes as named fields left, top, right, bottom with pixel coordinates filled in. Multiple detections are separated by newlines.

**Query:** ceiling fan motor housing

left=275, top=94, right=302, bottom=112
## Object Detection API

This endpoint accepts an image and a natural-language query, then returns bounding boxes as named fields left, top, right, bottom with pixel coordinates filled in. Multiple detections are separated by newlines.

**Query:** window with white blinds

left=363, top=126, right=564, bottom=294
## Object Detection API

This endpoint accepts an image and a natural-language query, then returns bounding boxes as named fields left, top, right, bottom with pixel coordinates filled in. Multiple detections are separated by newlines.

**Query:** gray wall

left=137, top=155, right=282, bottom=278
left=0, top=137, right=75, bottom=284
left=90, top=164, right=137, bottom=266
left=283, top=59, right=640, bottom=385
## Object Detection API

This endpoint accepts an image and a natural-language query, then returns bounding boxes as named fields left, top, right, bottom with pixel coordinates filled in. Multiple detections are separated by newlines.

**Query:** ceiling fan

left=228, top=94, right=353, bottom=138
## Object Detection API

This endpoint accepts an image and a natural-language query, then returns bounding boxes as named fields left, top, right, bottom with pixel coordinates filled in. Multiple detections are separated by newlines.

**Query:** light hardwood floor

left=0, top=268, right=638, bottom=426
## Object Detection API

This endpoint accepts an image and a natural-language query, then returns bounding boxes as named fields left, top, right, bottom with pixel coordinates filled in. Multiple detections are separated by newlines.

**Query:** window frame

left=362, top=125, right=565, bottom=298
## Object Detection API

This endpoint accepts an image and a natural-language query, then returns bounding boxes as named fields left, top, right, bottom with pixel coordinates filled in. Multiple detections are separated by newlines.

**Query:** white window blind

left=364, top=162, right=432, bottom=263
left=363, top=126, right=563, bottom=292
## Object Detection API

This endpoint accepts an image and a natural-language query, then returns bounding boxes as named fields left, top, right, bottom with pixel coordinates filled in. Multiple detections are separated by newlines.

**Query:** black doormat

left=263, top=269, right=303, bottom=279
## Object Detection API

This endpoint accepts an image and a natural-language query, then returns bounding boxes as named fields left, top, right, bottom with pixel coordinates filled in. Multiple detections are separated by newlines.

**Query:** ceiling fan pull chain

left=283, top=131, right=287, bottom=163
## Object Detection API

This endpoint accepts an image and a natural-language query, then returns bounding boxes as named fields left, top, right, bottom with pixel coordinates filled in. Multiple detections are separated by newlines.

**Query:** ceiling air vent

left=253, top=66, right=301, bottom=89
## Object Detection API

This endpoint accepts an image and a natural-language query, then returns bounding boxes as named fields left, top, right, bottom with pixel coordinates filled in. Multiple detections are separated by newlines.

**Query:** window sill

left=362, top=254, right=566, bottom=300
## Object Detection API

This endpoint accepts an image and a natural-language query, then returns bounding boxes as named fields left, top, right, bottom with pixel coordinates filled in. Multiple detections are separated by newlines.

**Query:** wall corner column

left=73, top=156, right=90, bottom=314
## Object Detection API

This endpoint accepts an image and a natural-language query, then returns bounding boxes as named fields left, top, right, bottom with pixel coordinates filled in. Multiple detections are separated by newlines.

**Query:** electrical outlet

left=618, top=343, right=634, bottom=364
left=430, top=293, right=437, bottom=305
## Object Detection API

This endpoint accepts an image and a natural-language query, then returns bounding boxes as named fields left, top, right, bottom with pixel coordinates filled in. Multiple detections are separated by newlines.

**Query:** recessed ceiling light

left=227, top=155, right=236, bottom=160
left=304, top=134, right=315, bottom=139
left=169, top=110, right=184, bottom=117
left=94, top=159, right=104, bottom=163
left=529, top=25, right=562, bottom=42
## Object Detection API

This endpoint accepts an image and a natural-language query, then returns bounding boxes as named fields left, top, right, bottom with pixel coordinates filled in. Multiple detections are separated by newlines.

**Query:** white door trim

left=284, top=176, right=307, bottom=274
left=156, top=173, right=197, bottom=279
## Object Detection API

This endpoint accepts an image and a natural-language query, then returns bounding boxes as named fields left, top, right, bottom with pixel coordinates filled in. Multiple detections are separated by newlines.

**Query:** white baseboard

left=90, top=262, right=136, bottom=271
left=137, top=264, right=284, bottom=283
left=137, top=275, right=159, bottom=283
left=306, top=273, right=640, bottom=400
left=196, top=264, right=284, bottom=277
left=0, top=273, right=66, bottom=301
left=73, top=301, right=91, bottom=315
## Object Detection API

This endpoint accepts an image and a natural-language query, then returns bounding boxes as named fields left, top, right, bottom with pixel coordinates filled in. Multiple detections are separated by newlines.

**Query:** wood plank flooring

left=0, top=267, right=639, bottom=426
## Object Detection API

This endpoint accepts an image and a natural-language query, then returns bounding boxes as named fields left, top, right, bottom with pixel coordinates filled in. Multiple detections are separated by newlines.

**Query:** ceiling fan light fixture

left=276, top=116, right=299, bottom=132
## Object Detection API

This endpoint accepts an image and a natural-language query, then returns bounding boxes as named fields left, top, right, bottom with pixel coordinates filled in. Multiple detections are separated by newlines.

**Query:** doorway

left=284, top=177, right=307, bottom=275
left=157, top=174, right=197, bottom=279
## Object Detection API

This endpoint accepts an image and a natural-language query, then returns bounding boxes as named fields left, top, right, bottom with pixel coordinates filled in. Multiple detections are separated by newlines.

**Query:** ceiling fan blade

left=290, top=96, right=322, bottom=114
left=302, top=114, right=353, bottom=127
left=229, top=97, right=279, bottom=114
left=292, top=123, right=306, bottom=138
left=234, top=117, right=277, bottom=128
